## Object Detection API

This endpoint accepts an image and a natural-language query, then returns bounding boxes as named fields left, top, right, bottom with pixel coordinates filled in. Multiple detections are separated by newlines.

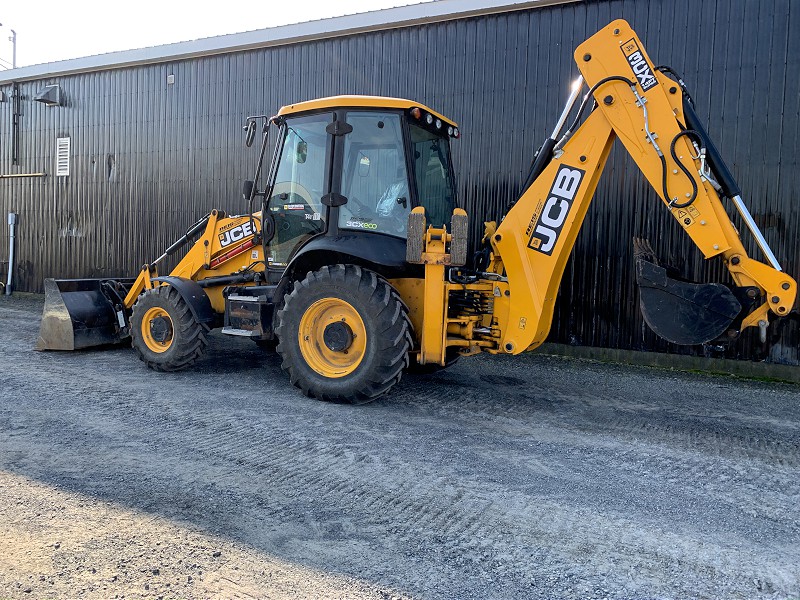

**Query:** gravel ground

left=0, top=293, right=799, bottom=599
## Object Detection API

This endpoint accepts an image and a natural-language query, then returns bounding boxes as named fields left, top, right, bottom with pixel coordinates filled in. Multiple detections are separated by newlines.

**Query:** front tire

left=130, top=285, right=209, bottom=371
left=276, top=264, right=411, bottom=403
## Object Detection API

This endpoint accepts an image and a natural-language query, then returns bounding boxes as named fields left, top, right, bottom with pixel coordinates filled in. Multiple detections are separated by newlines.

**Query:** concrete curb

left=539, top=343, right=800, bottom=384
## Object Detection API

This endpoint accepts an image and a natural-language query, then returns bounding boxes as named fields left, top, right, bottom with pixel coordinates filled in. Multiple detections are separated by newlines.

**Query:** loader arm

left=486, top=19, right=796, bottom=354
left=123, top=209, right=263, bottom=313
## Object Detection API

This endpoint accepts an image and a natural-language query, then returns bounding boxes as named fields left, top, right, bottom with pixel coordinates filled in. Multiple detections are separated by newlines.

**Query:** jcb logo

left=219, top=221, right=255, bottom=247
left=527, top=166, right=584, bottom=255
left=621, top=39, right=658, bottom=91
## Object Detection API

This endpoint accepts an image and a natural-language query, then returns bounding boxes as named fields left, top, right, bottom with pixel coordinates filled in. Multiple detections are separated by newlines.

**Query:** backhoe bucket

left=36, top=278, right=132, bottom=351
left=634, top=240, right=742, bottom=346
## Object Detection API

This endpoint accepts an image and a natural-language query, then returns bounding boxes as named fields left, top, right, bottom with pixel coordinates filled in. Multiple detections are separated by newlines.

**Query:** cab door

left=267, top=113, right=333, bottom=267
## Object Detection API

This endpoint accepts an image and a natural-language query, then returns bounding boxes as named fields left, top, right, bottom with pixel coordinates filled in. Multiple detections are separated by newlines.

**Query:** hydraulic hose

left=681, top=97, right=742, bottom=199
left=554, top=75, right=636, bottom=152
left=510, top=75, right=636, bottom=216
left=661, top=130, right=702, bottom=209
left=655, top=65, right=695, bottom=105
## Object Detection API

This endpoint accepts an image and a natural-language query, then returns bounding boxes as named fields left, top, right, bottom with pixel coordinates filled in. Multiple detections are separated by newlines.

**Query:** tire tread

left=276, top=264, right=410, bottom=403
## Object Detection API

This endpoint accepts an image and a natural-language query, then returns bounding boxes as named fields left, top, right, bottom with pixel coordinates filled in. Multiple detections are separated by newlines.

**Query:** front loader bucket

left=36, top=278, right=131, bottom=351
left=634, top=240, right=742, bottom=346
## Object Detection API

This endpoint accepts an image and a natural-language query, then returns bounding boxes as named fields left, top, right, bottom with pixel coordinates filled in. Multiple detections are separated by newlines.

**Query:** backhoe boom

left=477, top=19, right=796, bottom=354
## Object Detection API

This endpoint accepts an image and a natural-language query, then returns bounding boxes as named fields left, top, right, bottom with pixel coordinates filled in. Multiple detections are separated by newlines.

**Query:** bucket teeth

left=633, top=237, right=659, bottom=265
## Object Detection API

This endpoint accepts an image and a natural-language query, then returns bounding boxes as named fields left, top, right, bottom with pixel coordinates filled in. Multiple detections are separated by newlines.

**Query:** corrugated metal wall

left=1, top=0, right=798, bottom=363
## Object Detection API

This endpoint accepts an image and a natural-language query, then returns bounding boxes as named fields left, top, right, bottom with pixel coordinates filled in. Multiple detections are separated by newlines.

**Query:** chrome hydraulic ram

left=518, top=75, right=585, bottom=197
left=682, top=98, right=782, bottom=271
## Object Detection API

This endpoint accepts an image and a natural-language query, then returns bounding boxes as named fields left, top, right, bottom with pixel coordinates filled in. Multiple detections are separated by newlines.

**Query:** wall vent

left=56, top=137, right=70, bottom=176
left=35, top=84, right=62, bottom=107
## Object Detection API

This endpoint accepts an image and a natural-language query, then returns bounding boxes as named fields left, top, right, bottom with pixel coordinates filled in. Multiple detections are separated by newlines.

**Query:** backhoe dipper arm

left=488, top=19, right=796, bottom=354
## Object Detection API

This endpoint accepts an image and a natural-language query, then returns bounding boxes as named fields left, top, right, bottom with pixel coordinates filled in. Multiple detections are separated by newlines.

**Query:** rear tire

left=276, top=264, right=412, bottom=403
left=130, top=286, right=209, bottom=371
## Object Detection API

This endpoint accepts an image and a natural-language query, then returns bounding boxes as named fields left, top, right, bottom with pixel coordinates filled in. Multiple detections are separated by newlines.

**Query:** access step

left=221, top=285, right=277, bottom=340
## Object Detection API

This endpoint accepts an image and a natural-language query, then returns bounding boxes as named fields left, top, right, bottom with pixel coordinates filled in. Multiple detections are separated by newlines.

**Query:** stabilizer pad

left=450, top=210, right=468, bottom=267
left=406, top=209, right=426, bottom=264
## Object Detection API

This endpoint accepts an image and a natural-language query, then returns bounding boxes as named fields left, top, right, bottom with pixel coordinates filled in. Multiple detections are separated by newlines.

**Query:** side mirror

left=296, top=140, right=308, bottom=164
left=357, top=153, right=370, bottom=177
left=242, top=180, right=255, bottom=201
left=244, top=120, right=257, bottom=148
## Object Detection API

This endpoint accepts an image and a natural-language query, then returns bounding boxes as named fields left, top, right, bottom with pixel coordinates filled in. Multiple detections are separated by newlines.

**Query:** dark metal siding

left=1, top=0, right=798, bottom=363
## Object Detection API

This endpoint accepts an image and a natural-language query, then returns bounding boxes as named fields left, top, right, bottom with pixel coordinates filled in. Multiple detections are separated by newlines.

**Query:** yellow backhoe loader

left=37, top=20, right=797, bottom=402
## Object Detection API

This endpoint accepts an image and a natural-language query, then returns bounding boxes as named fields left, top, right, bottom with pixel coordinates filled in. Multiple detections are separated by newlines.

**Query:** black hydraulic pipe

left=517, top=75, right=634, bottom=204
left=157, top=213, right=211, bottom=262
left=520, top=138, right=557, bottom=195
left=196, top=272, right=256, bottom=288
left=681, top=98, right=741, bottom=199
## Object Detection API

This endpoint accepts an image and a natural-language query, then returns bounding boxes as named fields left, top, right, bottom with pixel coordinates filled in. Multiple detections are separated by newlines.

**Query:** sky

left=0, top=0, right=428, bottom=68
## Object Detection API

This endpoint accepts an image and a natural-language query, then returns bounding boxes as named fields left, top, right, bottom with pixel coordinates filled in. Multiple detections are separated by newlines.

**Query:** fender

left=151, top=276, right=216, bottom=324
left=287, top=231, right=420, bottom=278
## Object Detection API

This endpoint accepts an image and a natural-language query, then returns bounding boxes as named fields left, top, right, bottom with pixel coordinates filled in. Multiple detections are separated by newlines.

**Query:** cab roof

left=277, top=95, right=458, bottom=129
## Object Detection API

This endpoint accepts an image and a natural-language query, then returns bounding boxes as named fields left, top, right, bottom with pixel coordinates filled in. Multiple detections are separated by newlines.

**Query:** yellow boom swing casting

left=38, top=20, right=796, bottom=402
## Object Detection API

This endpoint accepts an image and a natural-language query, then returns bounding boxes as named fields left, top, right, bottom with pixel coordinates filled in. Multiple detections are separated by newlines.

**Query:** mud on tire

left=130, top=285, right=210, bottom=372
left=276, top=264, right=412, bottom=403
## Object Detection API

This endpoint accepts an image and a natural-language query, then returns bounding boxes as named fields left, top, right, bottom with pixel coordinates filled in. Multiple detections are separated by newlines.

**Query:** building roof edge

left=0, top=0, right=578, bottom=84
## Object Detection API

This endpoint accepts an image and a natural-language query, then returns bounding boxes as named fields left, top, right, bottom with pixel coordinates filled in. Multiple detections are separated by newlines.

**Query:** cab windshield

left=409, top=124, right=457, bottom=228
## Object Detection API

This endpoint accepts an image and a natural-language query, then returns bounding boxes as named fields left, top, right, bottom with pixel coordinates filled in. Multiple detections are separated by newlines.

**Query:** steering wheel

left=269, top=182, right=323, bottom=241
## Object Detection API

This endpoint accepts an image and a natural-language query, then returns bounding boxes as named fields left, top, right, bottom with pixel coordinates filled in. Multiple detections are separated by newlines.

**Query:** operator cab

left=248, top=96, right=460, bottom=269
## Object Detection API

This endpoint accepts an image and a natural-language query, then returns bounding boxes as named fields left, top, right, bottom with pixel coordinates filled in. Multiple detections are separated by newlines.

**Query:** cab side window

left=339, top=112, right=410, bottom=238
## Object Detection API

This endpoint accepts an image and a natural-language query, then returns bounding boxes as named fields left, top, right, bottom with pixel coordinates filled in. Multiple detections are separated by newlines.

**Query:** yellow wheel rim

left=298, top=298, right=367, bottom=378
left=141, top=306, right=174, bottom=353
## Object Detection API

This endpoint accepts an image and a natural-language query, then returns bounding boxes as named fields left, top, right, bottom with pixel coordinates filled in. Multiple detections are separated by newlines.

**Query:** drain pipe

left=6, top=212, right=16, bottom=295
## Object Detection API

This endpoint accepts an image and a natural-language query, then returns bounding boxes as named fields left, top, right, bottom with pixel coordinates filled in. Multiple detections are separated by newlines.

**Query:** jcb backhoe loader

left=38, top=20, right=797, bottom=402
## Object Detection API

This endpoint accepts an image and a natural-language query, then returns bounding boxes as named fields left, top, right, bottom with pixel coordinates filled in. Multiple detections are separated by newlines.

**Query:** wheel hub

left=140, top=305, right=174, bottom=353
left=323, top=321, right=354, bottom=352
left=298, top=297, right=367, bottom=378
left=149, top=316, right=173, bottom=343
